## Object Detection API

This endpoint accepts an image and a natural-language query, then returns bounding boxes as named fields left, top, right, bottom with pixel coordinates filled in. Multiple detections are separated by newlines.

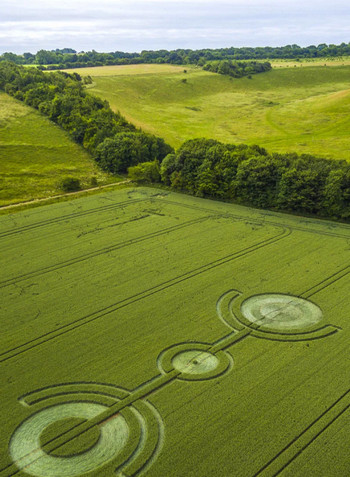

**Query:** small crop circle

left=158, top=342, right=232, bottom=380
left=172, top=350, right=219, bottom=375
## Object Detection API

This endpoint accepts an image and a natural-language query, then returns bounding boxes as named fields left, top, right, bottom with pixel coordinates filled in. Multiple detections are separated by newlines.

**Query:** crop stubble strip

left=0, top=227, right=290, bottom=363
left=20, top=382, right=130, bottom=406
left=0, top=215, right=211, bottom=288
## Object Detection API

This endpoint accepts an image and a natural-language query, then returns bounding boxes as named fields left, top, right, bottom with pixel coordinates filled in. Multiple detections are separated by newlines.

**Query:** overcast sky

left=1, top=0, right=349, bottom=54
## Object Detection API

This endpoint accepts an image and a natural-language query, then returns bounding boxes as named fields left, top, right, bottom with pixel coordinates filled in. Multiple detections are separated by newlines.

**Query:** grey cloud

left=0, top=0, right=349, bottom=53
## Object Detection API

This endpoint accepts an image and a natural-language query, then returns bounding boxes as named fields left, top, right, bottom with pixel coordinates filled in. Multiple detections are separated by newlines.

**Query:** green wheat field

left=1, top=187, right=349, bottom=476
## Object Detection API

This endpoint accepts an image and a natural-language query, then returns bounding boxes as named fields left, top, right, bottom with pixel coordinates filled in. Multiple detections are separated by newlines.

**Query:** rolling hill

left=77, top=63, right=350, bottom=161
left=0, top=92, right=113, bottom=206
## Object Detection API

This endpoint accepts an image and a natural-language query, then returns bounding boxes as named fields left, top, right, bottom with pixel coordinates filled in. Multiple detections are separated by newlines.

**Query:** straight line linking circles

left=2, top=286, right=341, bottom=477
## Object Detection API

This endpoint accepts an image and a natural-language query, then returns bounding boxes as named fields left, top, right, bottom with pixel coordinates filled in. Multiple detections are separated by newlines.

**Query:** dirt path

left=0, top=180, right=131, bottom=210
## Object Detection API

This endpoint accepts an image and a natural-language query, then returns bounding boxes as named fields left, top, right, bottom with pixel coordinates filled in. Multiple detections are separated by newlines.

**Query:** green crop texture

left=79, top=63, right=350, bottom=161
left=0, top=187, right=349, bottom=476
left=0, top=92, right=114, bottom=206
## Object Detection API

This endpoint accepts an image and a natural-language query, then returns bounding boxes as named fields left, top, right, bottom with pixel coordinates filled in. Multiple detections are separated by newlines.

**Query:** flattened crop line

left=160, top=199, right=265, bottom=224
left=159, top=199, right=350, bottom=239
left=0, top=216, right=211, bottom=289
left=0, top=227, right=290, bottom=364
left=0, top=198, right=146, bottom=238
left=300, top=265, right=350, bottom=299
left=273, top=405, right=350, bottom=476
left=268, top=222, right=350, bottom=239
left=209, top=329, right=251, bottom=353
left=0, top=372, right=179, bottom=477
left=253, top=389, right=350, bottom=477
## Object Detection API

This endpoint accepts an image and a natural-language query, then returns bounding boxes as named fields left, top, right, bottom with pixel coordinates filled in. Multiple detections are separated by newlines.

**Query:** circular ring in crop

left=9, top=391, right=163, bottom=477
left=240, top=294, right=323, bottom=332
left=9, top=402, right=129, bottom=476
left=158, top=342, right=232, bottom=380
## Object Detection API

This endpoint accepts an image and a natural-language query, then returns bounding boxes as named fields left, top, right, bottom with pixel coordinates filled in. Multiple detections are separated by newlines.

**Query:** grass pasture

left=0, top=187, right=349, bottom=476
left=63, top=64, right=189, bottom=77
left=77, top=63, right=350, bottom=160
left=270, top=56, right=350, bottom=68
left=0, top=92, right=114, bottom=207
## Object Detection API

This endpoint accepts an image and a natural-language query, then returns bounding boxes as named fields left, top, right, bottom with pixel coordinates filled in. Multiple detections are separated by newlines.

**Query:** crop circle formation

left=9, top=402, right=128, bottom=477
left=158, top=342, right=232, bottom=380
left=240, top=294, right=323, bottom=332
left=9, top=396, right=162, bottom=477
left=172, top=350, right=219, bottom=374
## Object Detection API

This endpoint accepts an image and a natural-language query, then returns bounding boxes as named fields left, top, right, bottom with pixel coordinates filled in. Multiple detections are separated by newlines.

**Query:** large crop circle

left=9, top=395, right=163, bottom=477
left=9, top=402, right=128, bottom=477
left=240, top=294, right=323, bottom=332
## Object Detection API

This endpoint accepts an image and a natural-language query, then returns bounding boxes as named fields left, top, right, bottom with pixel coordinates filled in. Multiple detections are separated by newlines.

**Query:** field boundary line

left=253, top=388, right=350, bottom=477
left=0, top=216, right=211, bottom=288
left=2, top=195, right=350, bottom=240
left=0, top=180, right=130, bottom=211
left=0, top=227, right=290, bottom=363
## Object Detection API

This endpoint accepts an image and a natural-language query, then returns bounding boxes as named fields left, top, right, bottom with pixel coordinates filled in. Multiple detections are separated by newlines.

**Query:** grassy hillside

left=78, top=64, right=350, bottom=160
left=0, top=93, right=113, bottom=206
left=0, top=187, right=349, bottom=476
left=269, top=56, right=350, bottom=67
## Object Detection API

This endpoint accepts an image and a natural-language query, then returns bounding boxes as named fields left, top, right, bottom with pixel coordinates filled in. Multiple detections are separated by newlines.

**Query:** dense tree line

left=157, top=139, right=350, bottom=221
left=0, top=61, right=172, bottom=173
left=203, top=60, right=271, bottom=78
left=1, top=42, right=349, bottom=70
left=1, top=61, right=349, bottom=222
left=0, top=49, right=141, bottom=68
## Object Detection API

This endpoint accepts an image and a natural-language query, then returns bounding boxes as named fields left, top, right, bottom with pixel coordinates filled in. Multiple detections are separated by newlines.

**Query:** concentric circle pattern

left=10, top=403, right=128, bottom=477
left=240, top=294, right=323, bottom=331
left=157, top=342, right=232, bottom=380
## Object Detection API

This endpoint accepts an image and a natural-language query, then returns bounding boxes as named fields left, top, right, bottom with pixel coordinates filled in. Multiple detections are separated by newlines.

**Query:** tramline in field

left=0, top=187, right=349, bottom=476
left=7, top=291, right=341, bottom=476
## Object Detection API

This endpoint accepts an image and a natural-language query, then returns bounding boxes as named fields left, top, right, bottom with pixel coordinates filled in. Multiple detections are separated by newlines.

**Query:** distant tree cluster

left=203, top=60, right=271, bottom=78
left=1, top=43, right=349, bottom=70
left=0, top=49, right=141, bottom=68
left=0, top=61, right=173, bottom=173
left=159, top=139, right=350, bottom=221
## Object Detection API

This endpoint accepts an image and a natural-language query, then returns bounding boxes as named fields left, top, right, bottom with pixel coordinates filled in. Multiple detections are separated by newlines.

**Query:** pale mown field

left=1, top=187, right=349, bottom=476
